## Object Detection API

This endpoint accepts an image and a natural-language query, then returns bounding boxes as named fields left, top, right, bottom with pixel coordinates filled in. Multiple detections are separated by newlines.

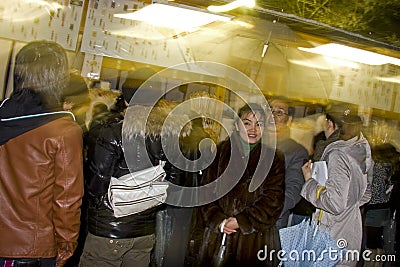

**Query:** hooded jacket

left=301, top=133, right=372, bottom=265
left=85, top=104, right=191, bottom=238
left=292, top=129, right=341, bottom=217
left=0, top=89, right=74, bottom=145
left=0, top=91, right=84, bottom=263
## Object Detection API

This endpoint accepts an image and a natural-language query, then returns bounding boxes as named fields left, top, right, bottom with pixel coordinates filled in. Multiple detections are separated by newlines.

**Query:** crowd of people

left=0, top=40, right=399, bottom=267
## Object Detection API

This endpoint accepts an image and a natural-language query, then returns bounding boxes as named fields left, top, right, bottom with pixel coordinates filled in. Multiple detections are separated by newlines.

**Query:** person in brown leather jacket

left=0, top=41, right=84, bottom=267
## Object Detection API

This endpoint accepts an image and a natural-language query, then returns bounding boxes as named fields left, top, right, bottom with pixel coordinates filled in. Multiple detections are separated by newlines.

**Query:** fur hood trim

left=122, top=105, right=191, bottom=140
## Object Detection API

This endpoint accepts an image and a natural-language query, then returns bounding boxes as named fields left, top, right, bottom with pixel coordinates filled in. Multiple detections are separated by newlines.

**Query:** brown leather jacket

left=0, top=117, right=84, bottom=266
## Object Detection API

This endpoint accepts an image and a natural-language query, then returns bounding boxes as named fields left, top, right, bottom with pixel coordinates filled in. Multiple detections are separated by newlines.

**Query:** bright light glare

left=299, top=43, right=400, bottom=66
left=375, top=75, right=400, bottom=84
left=288, top=59, right=333, bottom=70
left=1, top=0, right=63, bottom=22
left=208, top=0, right=255, bottom=12
left=25, top=0, right=63, bottom=9
left=325, top=57, right=360, bottom=69
left=114, top=3, right=231, bottom=32
left=289, top=57, right=359, bottom=69
left=232, top=20, right=253, bottom=28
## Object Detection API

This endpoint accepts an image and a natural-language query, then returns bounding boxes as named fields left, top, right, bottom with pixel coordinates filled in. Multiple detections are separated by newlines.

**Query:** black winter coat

left=84, top=105, right=191, bottom=239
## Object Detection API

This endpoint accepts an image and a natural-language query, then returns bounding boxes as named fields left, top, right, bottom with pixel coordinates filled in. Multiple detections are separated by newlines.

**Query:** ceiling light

left=324, top=57, right=360, bottom=69
left=289, top=58, right=360, bottom=69
left=299, top=43, right=400, bottom=66
left=375, top=75, right=400, bottom=84
left=114, top=3, right=231, bottom=32
left=208, top=0, right=255, bottom=13
left=288, top=59, right=333, bottom=70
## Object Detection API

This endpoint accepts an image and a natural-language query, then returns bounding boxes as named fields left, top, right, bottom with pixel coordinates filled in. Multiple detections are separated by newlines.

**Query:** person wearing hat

left=80, top=67, right=191, bottom=267
left=301, top=106, right=373, bottom=266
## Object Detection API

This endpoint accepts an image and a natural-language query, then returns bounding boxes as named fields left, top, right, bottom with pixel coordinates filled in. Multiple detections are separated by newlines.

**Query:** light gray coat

left=301, top=133, right=373, bottom=266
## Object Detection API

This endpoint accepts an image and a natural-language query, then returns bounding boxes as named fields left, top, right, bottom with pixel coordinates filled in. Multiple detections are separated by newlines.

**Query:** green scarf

left=240, top=138, right=259, bottom=156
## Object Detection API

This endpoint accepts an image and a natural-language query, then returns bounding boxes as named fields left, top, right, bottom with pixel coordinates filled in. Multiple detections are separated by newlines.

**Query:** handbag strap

left=220, top=219, right=226, bottom=233
left=316, top=186, right=326, bottom=223
left=220, top=219, right=227, bottom=246
left=313, top=186, right=326, bottom=236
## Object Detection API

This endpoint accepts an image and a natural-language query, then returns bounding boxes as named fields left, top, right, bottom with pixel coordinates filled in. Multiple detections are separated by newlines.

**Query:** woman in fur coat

left=198, top=103, right=285, bottom=267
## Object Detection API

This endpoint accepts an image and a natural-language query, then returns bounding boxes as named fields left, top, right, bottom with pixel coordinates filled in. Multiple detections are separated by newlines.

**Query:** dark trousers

left=0, top=258, right=56, bottom=267
left=162, top=206, right=193, bottom=267
left=80, top=233, right=155, bottom=267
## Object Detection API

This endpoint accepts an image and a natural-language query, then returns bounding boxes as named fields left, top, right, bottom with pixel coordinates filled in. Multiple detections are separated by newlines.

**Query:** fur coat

left=198, top=131, right=285, bottom=266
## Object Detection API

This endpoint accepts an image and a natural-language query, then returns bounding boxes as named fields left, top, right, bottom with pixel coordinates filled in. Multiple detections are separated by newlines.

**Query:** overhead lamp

left=289, top=58, right=360, bottom=69
left=375, top=76, right=400, bottom=84
left=288, top=59, right=334, bottom=70
left=208, top=0, right=255, bottom=13
left=298, top=43, right=400, bottom=66
left=114, top=3, right=231, bottom=32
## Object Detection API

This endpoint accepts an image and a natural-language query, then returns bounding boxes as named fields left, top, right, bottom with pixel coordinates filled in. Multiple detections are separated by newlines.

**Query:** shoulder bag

left=108, top=162, right=169, bottom=218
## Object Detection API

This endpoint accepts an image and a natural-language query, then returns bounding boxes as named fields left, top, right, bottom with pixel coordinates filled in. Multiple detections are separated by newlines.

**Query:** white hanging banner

left=0, top=0, right=85, bottom=51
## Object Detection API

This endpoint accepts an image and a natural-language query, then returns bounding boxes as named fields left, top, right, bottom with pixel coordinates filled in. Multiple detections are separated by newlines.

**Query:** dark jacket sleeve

left=282, top=144, right=308, bottom=214
left=199, top=146, right=227, bottom=231
left=86, top=122, right=123, bottom=195
left=236, top=150, right=286, bottom=234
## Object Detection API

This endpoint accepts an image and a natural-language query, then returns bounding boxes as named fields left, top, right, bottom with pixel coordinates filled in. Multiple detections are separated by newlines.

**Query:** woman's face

left=237, top=111, right=265, bottom=144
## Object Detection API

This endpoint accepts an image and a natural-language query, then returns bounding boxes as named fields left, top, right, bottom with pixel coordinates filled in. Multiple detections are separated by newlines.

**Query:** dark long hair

left=237, top=103, right=266, bottom=122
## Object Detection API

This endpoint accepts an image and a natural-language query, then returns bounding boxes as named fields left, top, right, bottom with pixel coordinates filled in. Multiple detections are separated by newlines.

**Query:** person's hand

left=302, top=160, right=313, bottom=181
left=56, top=250, right=72, bottom=267
left=219, top=218, right=237, bottom=235
left=56, top=242, right=75, bottom=267
left=225, top=217, right=239, bottom=231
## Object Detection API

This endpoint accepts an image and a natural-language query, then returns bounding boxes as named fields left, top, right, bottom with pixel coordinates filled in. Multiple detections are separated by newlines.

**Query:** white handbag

left=108, top=162, right=169, bottom=218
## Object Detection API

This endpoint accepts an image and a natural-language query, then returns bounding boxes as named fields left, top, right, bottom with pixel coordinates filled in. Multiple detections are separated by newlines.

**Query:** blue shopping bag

left=279, top=219, right=345, bottom=267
